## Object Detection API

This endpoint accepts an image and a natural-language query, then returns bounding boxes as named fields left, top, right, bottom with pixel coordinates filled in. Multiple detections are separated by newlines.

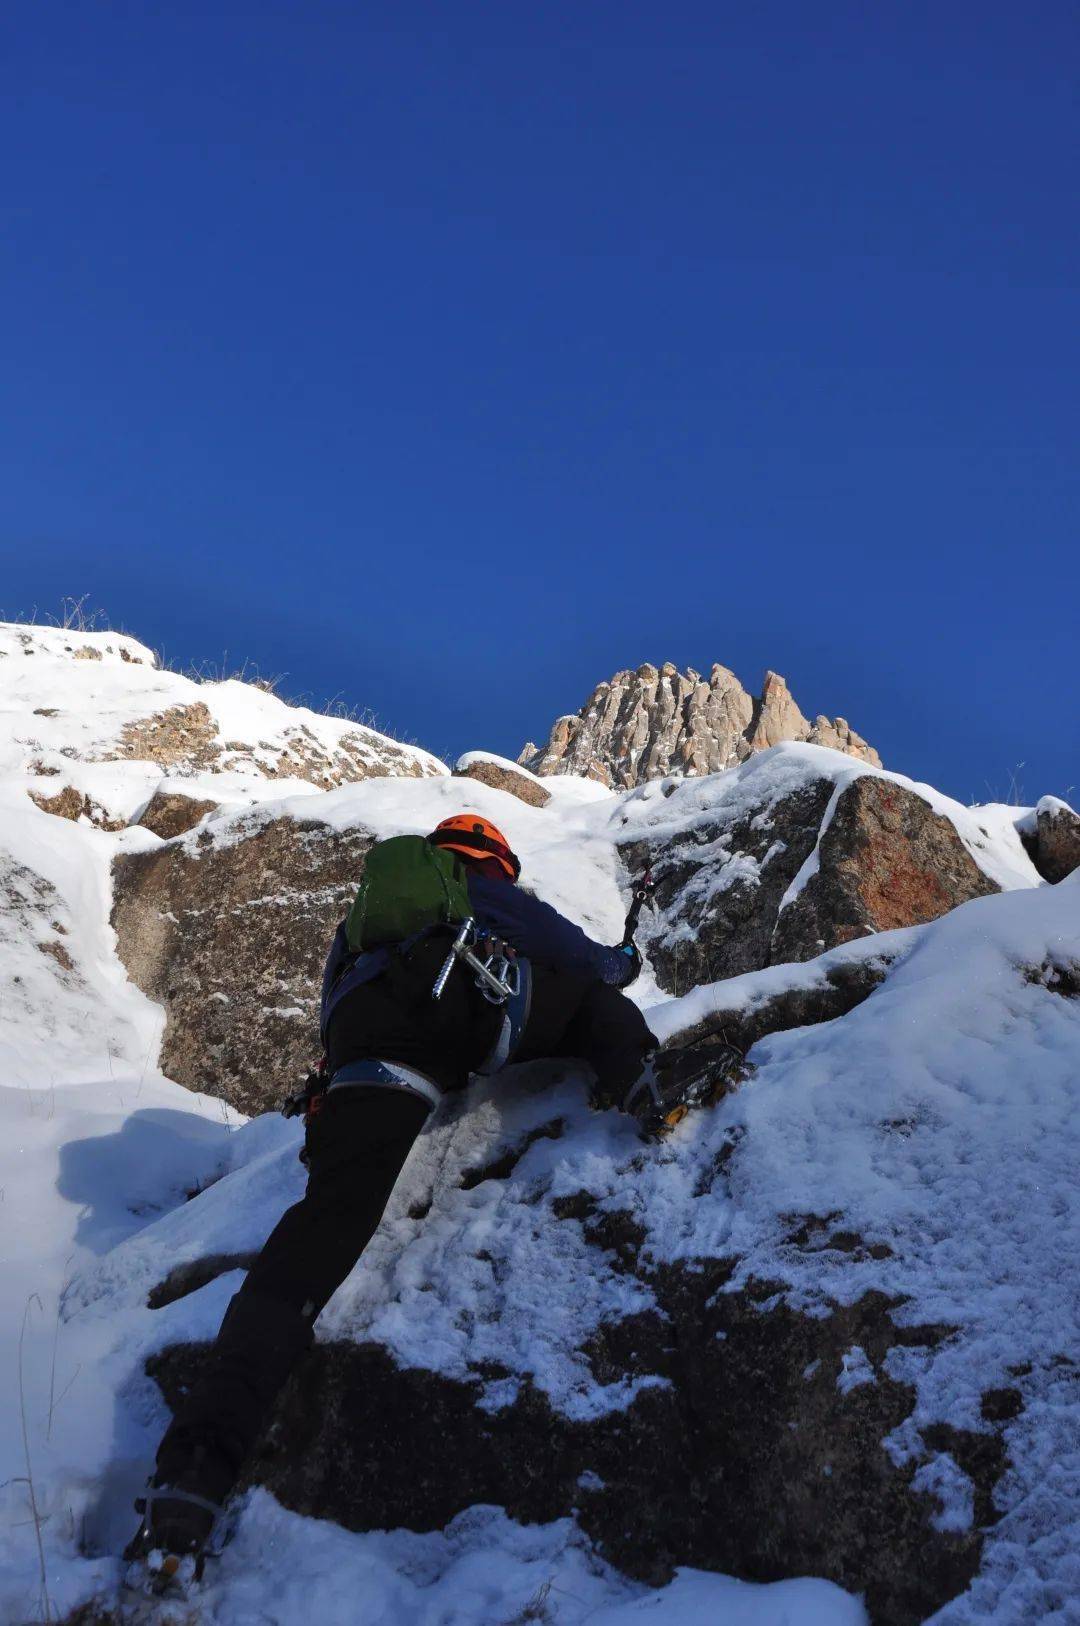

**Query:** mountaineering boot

left=126, top=1287, right=313, bottom=1586
left=622, top=1042, right=744, bottom=1139
left=124, top=1434, right=233, bottom=1592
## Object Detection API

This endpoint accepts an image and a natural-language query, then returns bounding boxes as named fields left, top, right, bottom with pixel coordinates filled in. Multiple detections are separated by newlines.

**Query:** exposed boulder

left=453, top=753, right=551, bottom=808
left=520, top=662, right=880, bottom=789
left=28, top=784, right=126, bottom=831
left=111, top=814, right=372, bottom=1114
left=772, top=775, right=1001, bottom=964
left=132, top=927, right=989, bottom=1625
left=91, top=809, right=1080, bottom=1624
left=1027, top=796, right=1080, bottom=883
left=623, top=769, right=1000, bottom=995
left=134, top=787, right=221, bottom=840
left=654, top=934, right=910, bottom=1108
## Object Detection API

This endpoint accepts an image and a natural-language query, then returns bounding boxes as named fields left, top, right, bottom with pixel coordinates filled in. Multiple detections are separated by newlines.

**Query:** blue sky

left=2, top=1, right=1076, bottom=804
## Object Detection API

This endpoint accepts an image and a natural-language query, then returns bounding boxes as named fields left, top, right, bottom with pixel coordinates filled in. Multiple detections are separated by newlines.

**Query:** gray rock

left=453, top=757, right=551, bottom=807
left=134, top=788, right=221, bottom=840
left=149, top=1272, right=992, bottom=1625
left=655, top=935, right=907, bottom=1109
left=111, top=813, right=371, bottom=1114
left=120, top=769, right=1016, bottom=1624
left=622, top=771, right=999, bottom=995
left=1029, top=798, right=1080, bottom=883
left=521, top=663, right=880, bottom=788
left=621, top=779, right=836, bottom=993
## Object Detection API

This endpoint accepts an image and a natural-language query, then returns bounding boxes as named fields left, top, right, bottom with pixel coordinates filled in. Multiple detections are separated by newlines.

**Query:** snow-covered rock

left=1, top=622, right=446, bottom=833
left=453, top=750, right=552, bottom=807
left=1024, top=795, right=1080, bottom=884
left=76, top=878, right=1080, bottom=1623
left=616, top=745, right=1037, bottom=995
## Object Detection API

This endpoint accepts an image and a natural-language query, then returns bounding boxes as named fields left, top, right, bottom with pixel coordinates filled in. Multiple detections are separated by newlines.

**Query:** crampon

left=121, top=1487, right=224, bottom=1617
left=626, top=1042, right=746, bottom=1139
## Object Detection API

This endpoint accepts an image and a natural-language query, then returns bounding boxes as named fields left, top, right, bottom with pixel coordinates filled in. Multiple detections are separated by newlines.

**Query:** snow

left=184, top=1495, right=866, bottom=1626
left=1, top=627, right=1077, bottom=1623
left=644, top=925, right=923, bottom=1047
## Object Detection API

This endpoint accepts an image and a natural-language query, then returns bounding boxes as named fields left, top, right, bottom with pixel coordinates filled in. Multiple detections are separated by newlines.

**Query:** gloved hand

left=614, top=941, right=642, bottom=984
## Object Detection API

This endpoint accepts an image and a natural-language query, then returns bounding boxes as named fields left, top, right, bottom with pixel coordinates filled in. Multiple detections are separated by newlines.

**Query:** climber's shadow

left=58, top=1106, right=227, bottom=1255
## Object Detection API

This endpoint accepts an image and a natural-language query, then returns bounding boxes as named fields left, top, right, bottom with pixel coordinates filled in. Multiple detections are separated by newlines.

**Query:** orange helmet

left=428, top=814, right=521, bottom=881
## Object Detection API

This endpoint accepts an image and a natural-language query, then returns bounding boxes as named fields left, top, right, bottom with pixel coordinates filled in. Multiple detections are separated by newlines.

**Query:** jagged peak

left=520, top=661, right=880, bottom=788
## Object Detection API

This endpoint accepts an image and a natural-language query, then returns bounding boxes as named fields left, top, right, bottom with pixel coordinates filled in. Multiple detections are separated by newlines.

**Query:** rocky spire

left=518, top=662, right=880, bottom=788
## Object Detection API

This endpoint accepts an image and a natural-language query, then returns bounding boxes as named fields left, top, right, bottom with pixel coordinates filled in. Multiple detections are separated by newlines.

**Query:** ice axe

left=620, top=870, right=655, bottom=948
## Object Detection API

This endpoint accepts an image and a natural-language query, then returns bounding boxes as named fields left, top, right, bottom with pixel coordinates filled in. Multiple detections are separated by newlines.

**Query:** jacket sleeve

left=467, top=873, right=634, bottom=987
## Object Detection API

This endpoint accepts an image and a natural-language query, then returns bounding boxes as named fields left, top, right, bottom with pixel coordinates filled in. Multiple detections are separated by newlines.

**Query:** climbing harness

left=431, top=917, right=533, bottom=1076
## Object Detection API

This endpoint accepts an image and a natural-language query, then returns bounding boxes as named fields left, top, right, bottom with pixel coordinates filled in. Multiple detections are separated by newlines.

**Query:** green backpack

left=345, top=834, right=473, bottom=952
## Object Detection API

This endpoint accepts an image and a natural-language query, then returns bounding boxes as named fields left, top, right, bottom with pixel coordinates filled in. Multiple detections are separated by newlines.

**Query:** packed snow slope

left=0, top=627, right=1077, bottom=1624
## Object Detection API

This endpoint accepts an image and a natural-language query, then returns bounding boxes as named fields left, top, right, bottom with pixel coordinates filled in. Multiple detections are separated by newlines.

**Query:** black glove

left=614, top=941, right=642, bottom=985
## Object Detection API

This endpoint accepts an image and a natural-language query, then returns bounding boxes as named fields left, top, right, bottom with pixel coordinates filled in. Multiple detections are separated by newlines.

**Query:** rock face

left=93, top=747, right=1063, bottom=1623
left=453, top=754, right=551, bottom=808
left=772, top=775, right=1002, bottom=963
left=134, top=788, right=221, bottom=840
left=111, top=815, right=372, bottom=1114
left=110, top=760, right=1002, bottom=1109
left=623, top=772, right=1000, bottom=996
left=28, top=785, right=126, bottom=831
left=150, top=1281, right=993, bottom=1625
left=1028, top=797, right=1080, bottom=883
left=519, top=662, right=880, bottom=788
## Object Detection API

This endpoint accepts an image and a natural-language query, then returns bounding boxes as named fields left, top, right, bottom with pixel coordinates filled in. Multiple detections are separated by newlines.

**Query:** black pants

left=154, top=955, right=655, bottom=1495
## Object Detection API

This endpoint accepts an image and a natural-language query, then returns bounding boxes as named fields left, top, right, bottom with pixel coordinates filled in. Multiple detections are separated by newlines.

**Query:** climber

left=129, top=813, right=663, bottom=1579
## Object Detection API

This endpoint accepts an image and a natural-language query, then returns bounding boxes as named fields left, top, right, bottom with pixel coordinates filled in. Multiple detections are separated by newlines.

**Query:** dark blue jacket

left=464, top=870, right=632, bottom=983
left=320, top=869, right=632, bottom=1043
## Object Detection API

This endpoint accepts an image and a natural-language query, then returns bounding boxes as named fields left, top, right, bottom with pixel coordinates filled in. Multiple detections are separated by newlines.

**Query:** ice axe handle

left=620, top=871, right=655, bottom=947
